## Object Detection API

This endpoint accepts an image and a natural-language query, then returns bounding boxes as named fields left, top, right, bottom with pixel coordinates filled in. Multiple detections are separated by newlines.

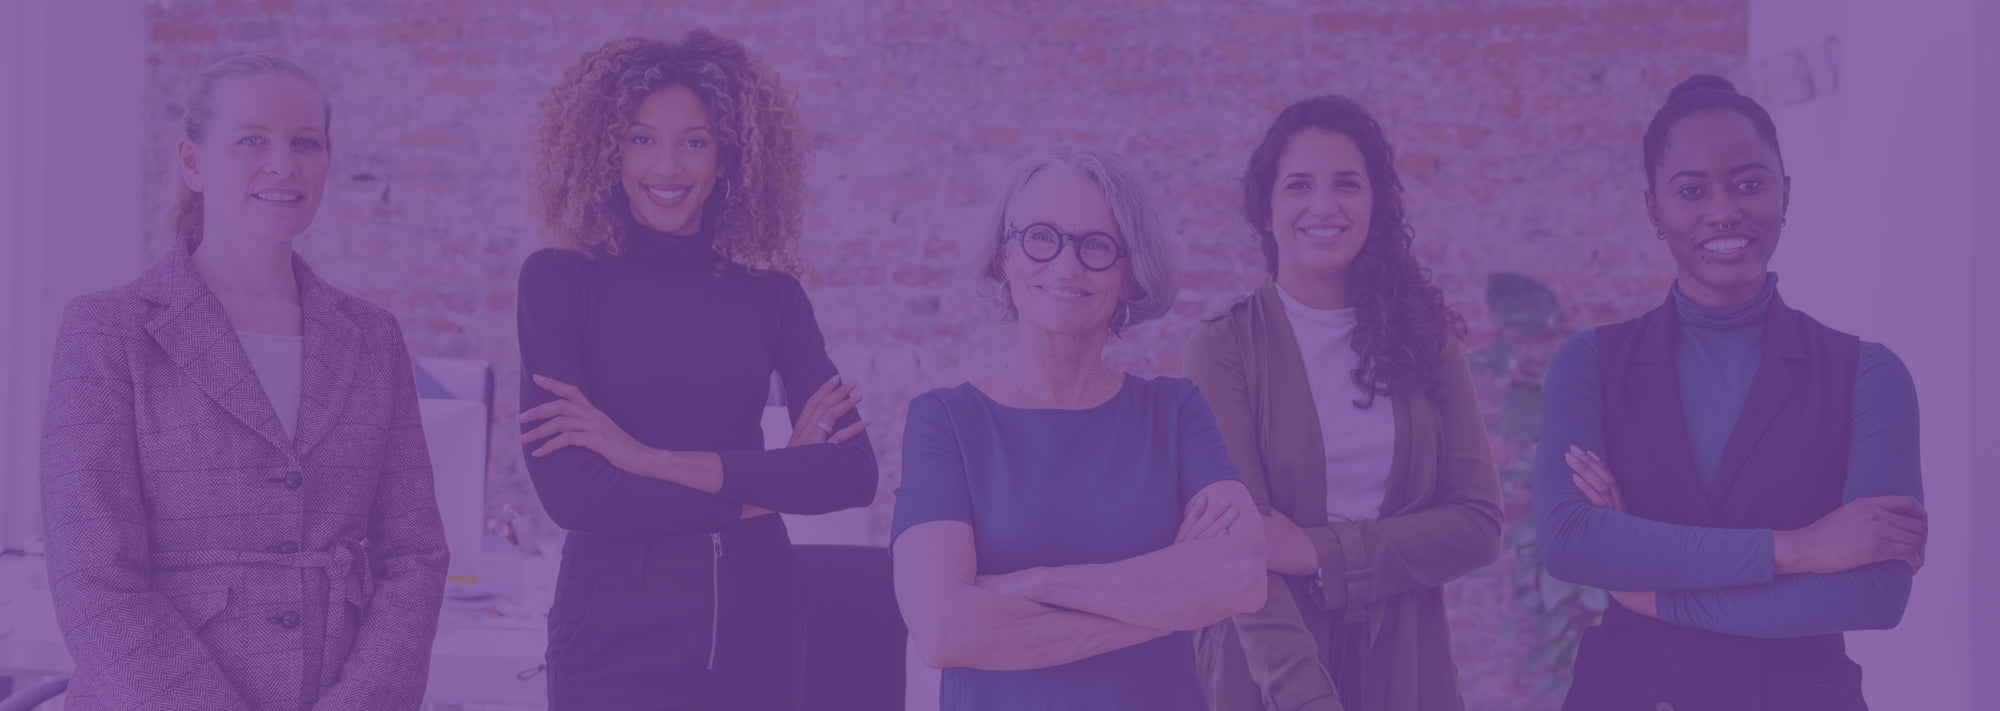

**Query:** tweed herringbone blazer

left=39, top=243, right=450, bottom=711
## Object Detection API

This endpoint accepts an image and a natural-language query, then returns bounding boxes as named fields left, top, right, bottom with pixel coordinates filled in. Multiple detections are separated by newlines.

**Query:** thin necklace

left=1006, top=359, right=1114, bottom=409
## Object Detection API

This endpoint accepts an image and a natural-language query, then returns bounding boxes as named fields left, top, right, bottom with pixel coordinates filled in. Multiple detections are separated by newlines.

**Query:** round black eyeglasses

left=1007, top=222, right=1128, bottom=271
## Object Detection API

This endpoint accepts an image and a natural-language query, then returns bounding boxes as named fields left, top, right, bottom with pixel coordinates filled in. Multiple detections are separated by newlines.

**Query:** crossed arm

left=893, top=480, right=1266, bottom=671
left=1537, top=333, right=1925, bottom=637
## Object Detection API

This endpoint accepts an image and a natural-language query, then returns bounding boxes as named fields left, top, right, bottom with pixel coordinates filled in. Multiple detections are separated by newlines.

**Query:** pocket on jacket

left=168, top=587, right=231, bottom=631
left=326, top=597, right=365, bottom=685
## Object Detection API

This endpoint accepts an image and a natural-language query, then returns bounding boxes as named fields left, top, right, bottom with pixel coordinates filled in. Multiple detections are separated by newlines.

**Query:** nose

left=1306, top=185, right=1341, bottom=220
left=263, top=146, right=299, bottom=178
left=1705, top=190, right=1744, bottom=231
left=1047, top=240, right=1091, bottom=277
left=657, top=143, right=691, bottom=181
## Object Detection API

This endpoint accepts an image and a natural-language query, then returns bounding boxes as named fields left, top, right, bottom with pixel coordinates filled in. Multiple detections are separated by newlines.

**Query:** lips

left=251, top=190, right=304, bottom=205
left=1035, top=283, right=1096, bottom=301
left=1296, top=225, right=1348, bottom=244
left=1698, top=235, right=1754, bottom=256
left=642, top=184, right=692, bottom=209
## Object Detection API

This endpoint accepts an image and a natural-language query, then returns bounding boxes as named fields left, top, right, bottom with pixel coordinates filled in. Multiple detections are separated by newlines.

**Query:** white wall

left=0, top=0, right=146, bottom=549
left=1970, top=2, right=1998, bottom=708
left=1750, top=0, right=1977, bottom=708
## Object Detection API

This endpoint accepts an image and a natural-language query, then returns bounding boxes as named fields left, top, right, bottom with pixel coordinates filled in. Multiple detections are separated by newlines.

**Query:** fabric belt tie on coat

left=153, top=539, right=374, bottom=642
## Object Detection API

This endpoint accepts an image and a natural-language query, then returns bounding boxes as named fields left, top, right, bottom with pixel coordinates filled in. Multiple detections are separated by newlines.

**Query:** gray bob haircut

left=972, top=145, right=1181, bottom=336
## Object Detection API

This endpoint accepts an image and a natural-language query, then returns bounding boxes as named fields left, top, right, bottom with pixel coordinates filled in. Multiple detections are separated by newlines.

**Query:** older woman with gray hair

left=891, top=145, right=1266, bottom=711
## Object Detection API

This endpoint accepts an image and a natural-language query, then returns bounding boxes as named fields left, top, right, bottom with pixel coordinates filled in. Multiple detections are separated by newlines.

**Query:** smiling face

left=1647, top=110, right=1789, bottom=307
left=620, top=85, right=720, bottom=236
left=177, top=72, right=330, bottom=244
left=1002, top=166, right=1130, bottom=336
left=1268, top=127, right=1373, bottom=287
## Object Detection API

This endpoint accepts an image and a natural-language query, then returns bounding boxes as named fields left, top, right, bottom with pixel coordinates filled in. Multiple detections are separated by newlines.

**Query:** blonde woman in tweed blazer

left=37, top=54, right=448, bottom=710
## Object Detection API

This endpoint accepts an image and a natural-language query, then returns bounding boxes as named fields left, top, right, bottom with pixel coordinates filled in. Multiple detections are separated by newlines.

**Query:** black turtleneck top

left=515, top=223, right=876, bottom=535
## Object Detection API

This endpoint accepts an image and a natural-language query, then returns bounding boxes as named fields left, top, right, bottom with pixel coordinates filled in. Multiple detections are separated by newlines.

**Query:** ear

left=1643, top=188, right=1660, bottom=234
left=1781, top=175, right=1792, bottom=217
left=177, top=138, right=203, bottom=193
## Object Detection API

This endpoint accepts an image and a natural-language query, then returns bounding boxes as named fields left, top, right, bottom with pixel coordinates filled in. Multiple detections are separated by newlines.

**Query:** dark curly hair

left=533, top=30, right=807, bottom=274
left=1244, top=95, right=1465, bottom=407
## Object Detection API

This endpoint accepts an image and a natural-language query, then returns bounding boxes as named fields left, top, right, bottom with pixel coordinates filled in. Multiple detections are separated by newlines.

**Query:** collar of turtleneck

left=618, top=217, right=721, bottom=267
left=1672, top=271, right=1778, bottom=331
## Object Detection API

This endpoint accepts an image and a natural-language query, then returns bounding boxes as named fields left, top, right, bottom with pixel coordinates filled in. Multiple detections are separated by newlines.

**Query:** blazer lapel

left=1627, top=298, right=1718, bottom=525
left=140, top=245, right=293, bottom=455
left=1705, top=292, right=1804, bottom=509
left=292, top=254, right=362, bottom=459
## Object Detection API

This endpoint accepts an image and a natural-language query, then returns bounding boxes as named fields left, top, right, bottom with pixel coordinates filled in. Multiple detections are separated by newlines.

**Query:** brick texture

left=141, top=1, right=1747, bottom=706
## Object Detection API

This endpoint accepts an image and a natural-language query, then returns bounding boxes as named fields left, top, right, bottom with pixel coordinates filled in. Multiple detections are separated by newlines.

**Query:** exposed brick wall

left=141, top=1, right=1746, bottom=706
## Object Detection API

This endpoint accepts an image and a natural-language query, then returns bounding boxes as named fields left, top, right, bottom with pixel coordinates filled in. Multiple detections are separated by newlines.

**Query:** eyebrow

left=627, top=120, right=711, bottom=134
left=1668, top=162, right=1776, bottom=181
left=230, top=123, right=324, bottom=134
left=1281, top=170, right=1365, bottom=180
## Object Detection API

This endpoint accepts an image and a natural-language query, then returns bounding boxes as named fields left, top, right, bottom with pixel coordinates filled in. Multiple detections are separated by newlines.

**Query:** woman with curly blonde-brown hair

left=515, top=29, right=878, bottom=710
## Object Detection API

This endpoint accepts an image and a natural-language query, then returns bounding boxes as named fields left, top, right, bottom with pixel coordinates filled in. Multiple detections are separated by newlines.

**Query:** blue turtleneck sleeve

left=1534, top=274, right=1922, bottom=637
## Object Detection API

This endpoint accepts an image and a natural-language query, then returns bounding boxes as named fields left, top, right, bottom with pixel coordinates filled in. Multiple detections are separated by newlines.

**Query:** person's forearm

left=1267, top=515, right=1319, bottom=576
left=524, top=444, right=743, bottom=532
left=634, top=449, right=724, bottom=493
left=714, top=430, right=878, bottom=514
left=1661, top=558, right=1914, bottom=638
left=916, top=586, right=1171, bottom=671
left=1537, top=494, right=1775, bottom=591
left=636, top=442, right=878, bottom=516
left=1307, top=497, right=1502, bottom=610
left=1011, top=536, right=1265, bottom=631
left=1533, top=331, right=1776, bottom=592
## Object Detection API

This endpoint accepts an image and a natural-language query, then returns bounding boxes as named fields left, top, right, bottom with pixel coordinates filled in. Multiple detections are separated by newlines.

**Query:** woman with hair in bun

left=1187, top=95, right=1502, bottom=711
left=40, top=53, right=449, bottom=710
left=516, top=29, right=877, bottom=710
left=1533, top=75, right=1926, bottom=710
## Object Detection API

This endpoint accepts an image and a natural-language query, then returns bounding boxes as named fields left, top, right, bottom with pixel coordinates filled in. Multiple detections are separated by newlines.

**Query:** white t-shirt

left=237, top=330, right=304, bottom=441
left=1275, top=285, right=1396, bottom=524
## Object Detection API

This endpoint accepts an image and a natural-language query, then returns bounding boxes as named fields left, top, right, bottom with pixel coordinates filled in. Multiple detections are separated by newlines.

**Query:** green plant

left=1481, top=272, right=1606, bottom=700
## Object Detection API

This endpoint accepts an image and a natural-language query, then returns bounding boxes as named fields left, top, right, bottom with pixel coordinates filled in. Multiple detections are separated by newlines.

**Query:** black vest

left=1563, top=290, right=1866, bottom=711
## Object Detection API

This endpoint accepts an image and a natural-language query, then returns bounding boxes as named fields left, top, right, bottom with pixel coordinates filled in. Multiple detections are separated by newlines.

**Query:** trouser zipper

left=708, top=532, right=722, bottom=671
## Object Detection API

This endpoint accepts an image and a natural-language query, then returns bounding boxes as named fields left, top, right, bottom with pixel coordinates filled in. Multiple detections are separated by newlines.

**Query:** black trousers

left=546, top=515, right=806, bottom=711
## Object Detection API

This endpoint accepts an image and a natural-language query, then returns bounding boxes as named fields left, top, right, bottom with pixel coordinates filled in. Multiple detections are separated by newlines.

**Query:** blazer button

left=284, top=471, right=303, bottom=489
left=278, top=611, right=300, bottom=629
left=278, top=541, right=300, bottom=554
left=1655, top=702, right=1675, bottom=711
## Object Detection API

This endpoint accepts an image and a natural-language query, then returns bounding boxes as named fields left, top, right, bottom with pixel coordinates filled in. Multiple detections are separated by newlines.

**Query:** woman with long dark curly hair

left=514, top=29, right=878, bottom=710
left=1186, top=95, right=1503, bottom=710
